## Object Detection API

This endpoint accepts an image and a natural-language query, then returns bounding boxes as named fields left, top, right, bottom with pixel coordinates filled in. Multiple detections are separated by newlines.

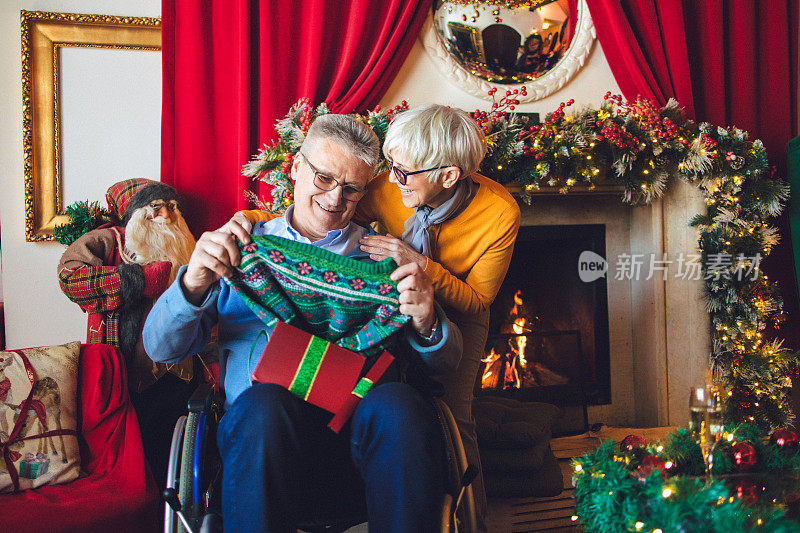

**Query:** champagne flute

left=689, top=385, right=723, bottom=478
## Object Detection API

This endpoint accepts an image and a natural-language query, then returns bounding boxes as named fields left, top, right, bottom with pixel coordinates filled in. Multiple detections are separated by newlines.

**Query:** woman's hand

left=391, top=262, right=436, bottom=337
left=359, top=234, right=427, bottom=269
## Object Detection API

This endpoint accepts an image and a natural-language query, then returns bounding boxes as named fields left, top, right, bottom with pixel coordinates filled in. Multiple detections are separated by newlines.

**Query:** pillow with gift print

left=0, top=341, right=81, bottom=493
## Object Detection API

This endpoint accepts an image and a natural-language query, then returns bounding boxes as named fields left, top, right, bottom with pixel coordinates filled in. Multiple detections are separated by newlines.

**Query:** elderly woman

left=356, top=105, right=520, bottom=531
left=238, top=104, right=520, bottom=530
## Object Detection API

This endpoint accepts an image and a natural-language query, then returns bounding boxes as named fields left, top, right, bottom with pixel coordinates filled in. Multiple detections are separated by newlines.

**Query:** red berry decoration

left=731, top=441, right=758, bottom=471
left=771, top=429, right=799, bottom=449
left=733, top=478, right=759, bottom=505
left=639, top=455, right=666, bottom=478
left=620, top=434, right=645, bottom=451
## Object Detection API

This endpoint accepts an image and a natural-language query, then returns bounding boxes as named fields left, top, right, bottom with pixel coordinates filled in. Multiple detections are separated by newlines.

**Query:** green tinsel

left=53, top=200, right=111, bottom=245
left=573, top=426, right=800, bottom=532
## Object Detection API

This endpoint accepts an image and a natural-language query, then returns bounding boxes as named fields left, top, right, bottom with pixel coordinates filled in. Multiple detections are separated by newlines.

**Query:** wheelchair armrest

left=188, top=381, right=223, bottom=413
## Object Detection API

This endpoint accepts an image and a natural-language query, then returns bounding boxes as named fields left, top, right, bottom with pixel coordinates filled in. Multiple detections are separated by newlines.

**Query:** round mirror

left=422, top=0, right=595, bottom=102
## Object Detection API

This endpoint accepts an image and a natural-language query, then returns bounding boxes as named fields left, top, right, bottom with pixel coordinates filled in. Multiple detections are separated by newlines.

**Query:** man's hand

left=219, top=214, right=254, bottom=244
left=182, top=221, right=249, bottom=305
left=360, top=234, right=427, bottom=269
left=390, top=263, right=436, bottom=337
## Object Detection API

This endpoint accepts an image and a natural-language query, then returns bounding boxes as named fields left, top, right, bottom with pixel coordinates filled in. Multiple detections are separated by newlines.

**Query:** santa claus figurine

left=57, top=178, right=198, bottom=485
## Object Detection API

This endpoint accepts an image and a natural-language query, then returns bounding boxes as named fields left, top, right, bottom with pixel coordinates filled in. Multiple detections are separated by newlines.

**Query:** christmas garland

left=242, top=91, right=797, bottom=432
left=572, top=426, right=800, bottom=532
left=53, top=200, right=112, bottom=245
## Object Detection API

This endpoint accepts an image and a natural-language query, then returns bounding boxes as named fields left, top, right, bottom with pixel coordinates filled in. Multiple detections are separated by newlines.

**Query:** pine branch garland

left=573, top=426, right=800, bottom=532
left=53, top=200, right=111, bottom=245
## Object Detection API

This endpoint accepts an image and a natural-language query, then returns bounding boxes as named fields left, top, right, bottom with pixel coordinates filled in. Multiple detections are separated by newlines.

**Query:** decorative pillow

left=0, top=341, right=81, bottom=493
left=483, top=445, right=564, bottom=498
left=480, top=435, right=552, bottom=473
left=473, top=397, right=562, bottom=448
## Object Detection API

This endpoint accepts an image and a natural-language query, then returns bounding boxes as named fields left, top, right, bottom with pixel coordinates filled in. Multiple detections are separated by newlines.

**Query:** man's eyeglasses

left=147, top=200, right=179, bottom=213
left=387, top=160, right=448, bottom=186
left=299, top=152, right=366, bottom=202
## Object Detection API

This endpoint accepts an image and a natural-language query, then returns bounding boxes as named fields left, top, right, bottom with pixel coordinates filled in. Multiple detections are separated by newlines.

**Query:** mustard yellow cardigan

left=240, top=172, right=521, bottom=315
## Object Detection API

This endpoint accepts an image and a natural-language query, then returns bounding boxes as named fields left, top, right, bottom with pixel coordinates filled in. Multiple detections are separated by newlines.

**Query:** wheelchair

left=163, top=381, right=478, bottom=533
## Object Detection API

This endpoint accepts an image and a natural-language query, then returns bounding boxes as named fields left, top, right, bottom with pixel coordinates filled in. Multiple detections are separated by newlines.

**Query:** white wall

left=0, top=0, right=160, bottom=349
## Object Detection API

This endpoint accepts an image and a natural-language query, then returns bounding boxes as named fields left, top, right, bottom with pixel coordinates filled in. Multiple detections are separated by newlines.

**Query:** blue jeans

left=218, top=382, right=445, bottom=532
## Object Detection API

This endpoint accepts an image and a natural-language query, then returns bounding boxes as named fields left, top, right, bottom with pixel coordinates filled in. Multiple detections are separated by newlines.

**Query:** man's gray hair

left=382, top=104, right=487, bottom=182
left=303, top=114, right=380, bottom=170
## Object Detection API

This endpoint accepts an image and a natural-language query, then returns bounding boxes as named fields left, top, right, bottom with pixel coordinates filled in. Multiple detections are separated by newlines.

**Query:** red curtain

left=161, top=0, right=433, bottom=233
left=588, top=0, right=800, bottom=346
left=586, top=0, right=695, bottom=116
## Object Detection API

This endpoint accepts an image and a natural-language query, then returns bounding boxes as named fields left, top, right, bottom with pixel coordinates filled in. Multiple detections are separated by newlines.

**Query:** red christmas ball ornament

left=731, top=441, right=758, bottom=471
left=620, top=434, right=646, bottom=451
left=639, top=455, right=666, bottom=478
left=733, top=478, right=759, bottom=505
left=771, top=429, right=799, bottom=449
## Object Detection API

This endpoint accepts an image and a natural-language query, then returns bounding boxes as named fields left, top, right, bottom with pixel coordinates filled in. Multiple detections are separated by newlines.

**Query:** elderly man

left=58, top=178, right=198, bottom=486
left=143, top=114, right=461, bottom=532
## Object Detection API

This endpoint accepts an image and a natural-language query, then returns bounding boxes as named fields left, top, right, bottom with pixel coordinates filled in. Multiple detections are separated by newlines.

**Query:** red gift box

left=251, top=321, right=394, bottom=432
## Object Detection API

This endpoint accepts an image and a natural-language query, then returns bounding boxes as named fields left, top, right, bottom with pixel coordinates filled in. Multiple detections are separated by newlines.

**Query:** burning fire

left=481, top=290, right=569, bottom=390
left=482, top=291, right=529, bottom=389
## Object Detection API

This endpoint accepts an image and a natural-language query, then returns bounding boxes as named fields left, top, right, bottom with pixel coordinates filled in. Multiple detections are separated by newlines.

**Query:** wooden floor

left=486, top=426, right=676, bottom=533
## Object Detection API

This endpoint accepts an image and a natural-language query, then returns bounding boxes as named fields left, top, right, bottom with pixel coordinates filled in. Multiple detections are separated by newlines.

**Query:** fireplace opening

left=476, top=224, right=611, bottom=410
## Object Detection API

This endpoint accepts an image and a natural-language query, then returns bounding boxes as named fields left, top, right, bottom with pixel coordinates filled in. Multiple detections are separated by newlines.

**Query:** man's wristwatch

left=419, top=314, right=440, bottom=342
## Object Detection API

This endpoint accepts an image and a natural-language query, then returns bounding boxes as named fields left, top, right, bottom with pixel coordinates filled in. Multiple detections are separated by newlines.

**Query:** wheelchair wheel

left=177, top=412, right=200, bottom=533
left=165, top=415, right=188, bottom=533
left=433, top=398, right=477, bottom=533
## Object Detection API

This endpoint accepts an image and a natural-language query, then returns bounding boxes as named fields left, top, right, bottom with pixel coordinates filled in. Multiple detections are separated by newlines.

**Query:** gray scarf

left=403, top=177, right=477, bottom=257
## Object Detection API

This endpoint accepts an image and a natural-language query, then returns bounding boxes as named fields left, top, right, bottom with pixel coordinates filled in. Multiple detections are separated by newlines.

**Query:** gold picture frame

left=21, top=11, right=161, bottom=242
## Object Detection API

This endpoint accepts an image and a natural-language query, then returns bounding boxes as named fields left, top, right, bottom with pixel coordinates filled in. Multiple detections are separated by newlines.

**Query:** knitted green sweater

left=225, top=234, right=410, bottom=357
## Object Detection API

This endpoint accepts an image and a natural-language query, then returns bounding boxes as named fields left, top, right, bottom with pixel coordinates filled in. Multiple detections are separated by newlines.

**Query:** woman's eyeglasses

left=299, top=152, right=366, bottom=202
left=387, top=160, right=444, bottom=186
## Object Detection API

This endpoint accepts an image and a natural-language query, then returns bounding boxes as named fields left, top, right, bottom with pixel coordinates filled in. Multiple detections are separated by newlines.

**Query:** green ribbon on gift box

left=289, top=336, right=329, bottom=400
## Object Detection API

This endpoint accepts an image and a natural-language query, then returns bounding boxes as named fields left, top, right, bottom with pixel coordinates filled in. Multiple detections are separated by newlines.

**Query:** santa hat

left=105, top=178, right=181, bottom=224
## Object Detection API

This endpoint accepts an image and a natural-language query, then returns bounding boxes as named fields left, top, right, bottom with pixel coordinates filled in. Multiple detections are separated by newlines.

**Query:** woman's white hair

left=303, top=114, right=380, bottom=169
left=383, top=104, right=487, bottom=182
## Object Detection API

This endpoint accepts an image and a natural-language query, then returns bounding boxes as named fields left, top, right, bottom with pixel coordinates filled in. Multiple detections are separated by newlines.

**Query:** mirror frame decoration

left=20, top=10, right=161, bottom=242
left=421, top=0, right=596, bottom=102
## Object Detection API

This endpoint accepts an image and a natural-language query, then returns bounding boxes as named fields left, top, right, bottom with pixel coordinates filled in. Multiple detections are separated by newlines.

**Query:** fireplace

left=476, top=224, right=611, bottom=413
left=482, top=181, right=713, bottom=430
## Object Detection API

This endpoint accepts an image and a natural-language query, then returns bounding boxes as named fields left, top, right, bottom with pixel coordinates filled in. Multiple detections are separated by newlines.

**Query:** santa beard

left=125, top=207, right=196, bottom=283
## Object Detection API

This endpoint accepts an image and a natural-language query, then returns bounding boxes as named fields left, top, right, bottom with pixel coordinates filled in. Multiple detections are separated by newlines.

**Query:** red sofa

left=0, top=343, right=160, bottom=532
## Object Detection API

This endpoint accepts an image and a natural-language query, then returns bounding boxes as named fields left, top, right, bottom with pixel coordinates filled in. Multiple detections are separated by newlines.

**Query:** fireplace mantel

left=510, top=179, right=711, bottom=428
